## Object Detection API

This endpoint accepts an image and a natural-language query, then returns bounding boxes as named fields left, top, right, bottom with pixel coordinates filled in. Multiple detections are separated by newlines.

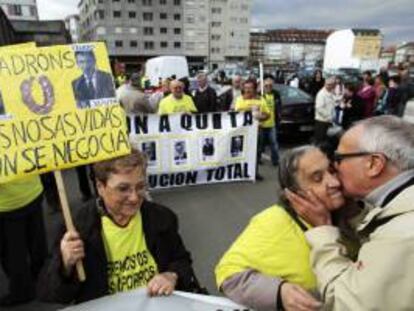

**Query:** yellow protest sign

left=0, top=42, right=131, bottom=183
left=0, top=42, right=36, bottom=51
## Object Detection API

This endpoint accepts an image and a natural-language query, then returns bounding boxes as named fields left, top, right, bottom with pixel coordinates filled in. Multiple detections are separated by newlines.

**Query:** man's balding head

left=170, top=80, right=184, bottom=99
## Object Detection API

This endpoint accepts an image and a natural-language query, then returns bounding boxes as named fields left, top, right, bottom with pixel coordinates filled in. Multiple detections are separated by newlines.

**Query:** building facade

left=78, top=0, right=251, bottom=71
left=0, top=0, right=38, bottom=21
left=250, top=28, right=332, bottom=68
left=395, top=42, right=414, bottom=66
left=65, top=14, right=81, bottom=43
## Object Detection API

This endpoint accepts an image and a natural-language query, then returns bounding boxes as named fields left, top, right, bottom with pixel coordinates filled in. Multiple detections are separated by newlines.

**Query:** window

left=160, top=41, right=168, bottom=48
left=128, top=0, right=136, bottom=2
left=211, top=21, right=221, bottom=27
left=173, top=14, right=180, bottom=20
left=211, top=7, right=221, bottom=13
left=96, top=26, right=106, bottom=35
left=144, top=27, right=153, bottom=35
left=113, top=11, right=121, bottom=18
left=173, top=0, right=181, bottom=4
left=115, top=40, right=123, bottom=47
left=29, top=6, right=37, bottom=17
left=130, top=27, right=138, bottom=34
left=98, top=0, right=104, bottom=3
left=144, top=41, right=154, bottom=50
left=174, top=28, right=181, bottom=34
left=142, top=0, right=152, bottom=5
left=143, top=12, right=153, bottom=21
left=130, top=40, right=138, bottom=47
left=113, top=0, right=120, bottom=2
left=96, top=10, right=105, bottom=19
left=129, top=11, right=136, bottom=18
left=174, top=42, right=181, bottom=48
left=211, top=34, right=221, bottom=40
left=159, top=0, right=166, bottom=4
left=8, top=4, right=22, bottom=16
left=160, top=13, right=167, bottom=19
left=160, top=27, right=167, bottom=34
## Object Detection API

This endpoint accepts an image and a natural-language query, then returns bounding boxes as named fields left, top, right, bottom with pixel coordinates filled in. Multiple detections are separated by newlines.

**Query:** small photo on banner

left=71, top=45, right=116, bottom=109
left=141, top=141, right=157, bottom=167
left=172, top=139, right=189, bottom=167
left=230, top=134, right=245, bottom=158
left=199, top=136, right=216, bottom=163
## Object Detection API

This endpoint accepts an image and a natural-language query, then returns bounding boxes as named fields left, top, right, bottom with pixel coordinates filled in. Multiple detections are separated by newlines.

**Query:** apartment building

left=78, top=0, right=251, bottom=70
left=0, top=0, right=38, bottom=21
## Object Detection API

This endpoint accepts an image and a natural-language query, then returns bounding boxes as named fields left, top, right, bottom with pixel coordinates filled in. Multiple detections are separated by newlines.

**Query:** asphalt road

left=0, top=140, right=303, bottom=311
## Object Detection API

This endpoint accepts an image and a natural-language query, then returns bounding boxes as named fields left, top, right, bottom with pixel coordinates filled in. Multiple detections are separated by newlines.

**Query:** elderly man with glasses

left=287, top=115, right=414, bottom=310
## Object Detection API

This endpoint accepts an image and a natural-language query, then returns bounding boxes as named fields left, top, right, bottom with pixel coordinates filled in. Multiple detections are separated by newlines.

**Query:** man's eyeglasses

left=332, top=151, right=373, bottom=164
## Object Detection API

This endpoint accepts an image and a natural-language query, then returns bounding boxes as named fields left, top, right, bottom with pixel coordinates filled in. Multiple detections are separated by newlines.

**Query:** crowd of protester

left=1, top=62, right=414, bottom=311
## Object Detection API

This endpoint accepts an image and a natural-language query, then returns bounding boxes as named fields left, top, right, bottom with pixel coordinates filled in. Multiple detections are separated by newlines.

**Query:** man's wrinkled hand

left=280, top=282, right=322, bottom=311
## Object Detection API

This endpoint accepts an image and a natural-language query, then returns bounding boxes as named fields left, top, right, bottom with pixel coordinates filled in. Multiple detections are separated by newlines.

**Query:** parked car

left=274, top=84, right=315, bottom=137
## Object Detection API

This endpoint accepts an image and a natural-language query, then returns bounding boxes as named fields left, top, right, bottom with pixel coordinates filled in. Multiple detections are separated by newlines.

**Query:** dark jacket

left=72, top=70, right=116, bottom=109
left=268, top=89, right=282, bottom=127
left=342, top=94, right=365, bottom=129
left=37, top=199, right=201, bottom=304
left=194, top=86, right=218, bottom=113
left=219, top=88, right=235, bottom=111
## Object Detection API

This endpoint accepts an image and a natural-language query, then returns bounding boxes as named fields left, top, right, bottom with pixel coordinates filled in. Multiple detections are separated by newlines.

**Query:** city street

left=0, top=141, right=303, bottom=311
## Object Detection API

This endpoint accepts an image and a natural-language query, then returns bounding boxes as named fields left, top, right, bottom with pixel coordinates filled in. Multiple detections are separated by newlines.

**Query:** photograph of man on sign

left=201, top=137, right=216, bottom=162
left=230, top=135, right=244, bottom=158
left=173, top=141, right=188, bottom=165
left=142, top=141, right=157, bottom=167
left=72, top=49, right=116, bottom=109
left=0, top=92, right=5, bottom=115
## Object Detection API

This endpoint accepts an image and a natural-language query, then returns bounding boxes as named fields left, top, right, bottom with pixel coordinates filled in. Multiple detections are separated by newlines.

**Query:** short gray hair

left=278, top=145, right=319, bottom=192
left=356, top=116, right=414, bottom=170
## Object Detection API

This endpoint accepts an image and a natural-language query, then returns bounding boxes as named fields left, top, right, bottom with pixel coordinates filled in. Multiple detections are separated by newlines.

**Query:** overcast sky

left=37, top=0, right=413, bottom=45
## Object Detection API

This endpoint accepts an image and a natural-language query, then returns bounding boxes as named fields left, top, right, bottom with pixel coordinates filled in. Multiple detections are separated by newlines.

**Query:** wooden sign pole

left=54, top=170, right=86, bottom=282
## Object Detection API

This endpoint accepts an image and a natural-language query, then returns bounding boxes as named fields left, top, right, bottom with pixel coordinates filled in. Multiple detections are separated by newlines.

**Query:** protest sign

left=0, top=42, right=131, bottom=183
left=0, top=42, right=36, bottom=51
left=128, top=111, right=258, bottom=189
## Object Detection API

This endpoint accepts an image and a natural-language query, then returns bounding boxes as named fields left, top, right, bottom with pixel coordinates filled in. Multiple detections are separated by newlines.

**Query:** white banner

left=61, top=289, right=251, bottom=311
left=127, top=111, right=258, bottom=189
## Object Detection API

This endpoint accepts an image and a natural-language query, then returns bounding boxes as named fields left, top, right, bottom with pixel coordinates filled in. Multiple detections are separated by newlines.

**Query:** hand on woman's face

left=97, top=167, right=146, bottom=224
left=296, top=149, right=345, bottom=211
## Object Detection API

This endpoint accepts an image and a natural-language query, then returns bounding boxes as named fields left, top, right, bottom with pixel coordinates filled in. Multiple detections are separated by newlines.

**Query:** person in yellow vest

left=38, top=149, right=203, bottom=304
left=259, top=77, right=282, bottom=166
left=234, top=79, right=270, bottom=180
left=157, top=80, right=197, bottom=115
left=215, top=145, right=358, bottom=311
left=0, top=176, right=47, bottom=306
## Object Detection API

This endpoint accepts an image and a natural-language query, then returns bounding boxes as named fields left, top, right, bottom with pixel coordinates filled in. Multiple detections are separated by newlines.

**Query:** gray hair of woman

left=278, top=145, right=319, bottom=206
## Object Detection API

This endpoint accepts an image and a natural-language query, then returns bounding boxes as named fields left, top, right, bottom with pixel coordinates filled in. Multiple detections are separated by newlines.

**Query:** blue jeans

left=258, top=127, right=279, bottom=165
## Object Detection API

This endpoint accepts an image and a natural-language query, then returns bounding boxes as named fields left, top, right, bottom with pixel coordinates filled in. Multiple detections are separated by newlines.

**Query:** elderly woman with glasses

left=38, top=149, right=201, bottom=304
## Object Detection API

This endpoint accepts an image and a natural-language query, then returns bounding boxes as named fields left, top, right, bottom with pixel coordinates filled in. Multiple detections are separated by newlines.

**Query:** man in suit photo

left=72, top=50, right=116, bottom=109
left=174, top=141, right=188, bottom=165
left=230, top=135, right=244, bottom=157
left=0, top=92, right=5, bottom=115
